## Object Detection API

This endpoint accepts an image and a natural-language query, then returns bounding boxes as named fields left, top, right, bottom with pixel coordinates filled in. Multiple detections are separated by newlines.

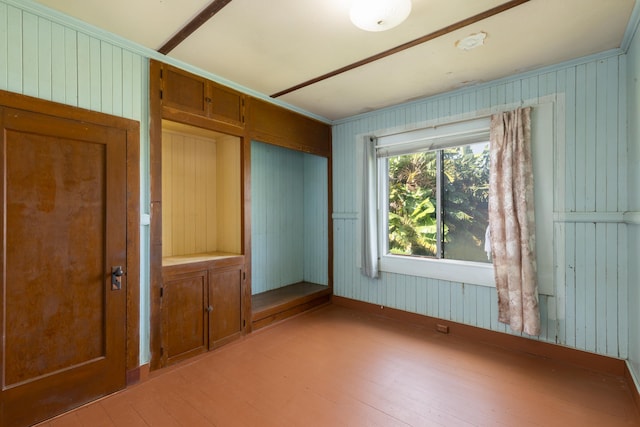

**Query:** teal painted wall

left=303, top=153, right=329, bottom=286
left=625, top=16, right=640, bottom=387
left=251, top=141, right=328, bottom=294
left=0, top=0, right=152, bottom=364
left=251, top=141, right=304, bottom=293
left=332, top=51, right=632, bottom=358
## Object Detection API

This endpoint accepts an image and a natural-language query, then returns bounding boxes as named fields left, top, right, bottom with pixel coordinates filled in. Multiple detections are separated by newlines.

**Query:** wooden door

left=0, top=107, right=127, bottom=426
left=162, top=269, right=209, bottom=365
left=210, top=266, right=243, bottom=349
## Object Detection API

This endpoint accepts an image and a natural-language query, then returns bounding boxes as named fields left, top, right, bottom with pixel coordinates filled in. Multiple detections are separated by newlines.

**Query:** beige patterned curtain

left=488, top=107, right=540, bottom=336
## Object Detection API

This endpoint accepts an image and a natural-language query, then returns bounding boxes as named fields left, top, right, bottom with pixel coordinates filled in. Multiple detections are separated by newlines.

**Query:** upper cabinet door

left=208, top=81, right=244, bottom=127
left=161, top=64, right=244, bottom=127
left=162, top=65, right=208, bottom=117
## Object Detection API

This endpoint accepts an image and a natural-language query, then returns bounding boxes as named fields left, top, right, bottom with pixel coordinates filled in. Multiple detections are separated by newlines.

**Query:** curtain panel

left=489, top=107, right=540, bottom=336
left=361, top=137, right=379, bottom=279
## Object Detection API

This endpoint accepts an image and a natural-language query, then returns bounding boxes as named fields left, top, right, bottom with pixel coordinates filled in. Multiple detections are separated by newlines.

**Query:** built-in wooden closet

left=149, top=60, right=332, bottom=370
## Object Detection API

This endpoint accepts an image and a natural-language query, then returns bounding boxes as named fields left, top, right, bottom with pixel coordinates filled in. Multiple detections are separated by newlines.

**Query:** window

left=369, top=117, right=496, bottom=286
left=360, top=102, right=555, bottom=293
left=383, top=141, right=491, bottom=263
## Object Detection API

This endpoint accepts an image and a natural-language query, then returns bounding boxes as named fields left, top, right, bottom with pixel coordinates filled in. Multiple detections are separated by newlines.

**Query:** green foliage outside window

left=387, top=142, right=490, bottom=263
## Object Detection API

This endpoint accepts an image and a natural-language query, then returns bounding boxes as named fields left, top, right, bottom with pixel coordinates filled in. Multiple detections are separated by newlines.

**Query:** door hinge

left=160, top=347, right=164, bottom=356
left=160, top=89, right=163, bottom=100
left=160, top=287, right=164, bottom=298
left=160, top=69, right=163, bottom=79
left=242, top=271, right=246, bottom=281
left=243, top=319, right=246, bottom=328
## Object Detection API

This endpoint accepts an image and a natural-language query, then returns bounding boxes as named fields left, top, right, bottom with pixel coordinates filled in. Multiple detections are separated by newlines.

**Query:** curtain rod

left=373, top=100, right=538, bottom=141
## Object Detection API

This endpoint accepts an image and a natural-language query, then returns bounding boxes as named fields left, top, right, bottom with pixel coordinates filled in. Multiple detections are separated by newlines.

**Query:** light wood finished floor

left=38, top=304, right=640, bottom=426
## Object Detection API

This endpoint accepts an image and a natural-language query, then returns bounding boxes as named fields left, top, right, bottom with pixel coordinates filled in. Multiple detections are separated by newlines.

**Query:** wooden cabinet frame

left=149, top=59, right=332, bottom=370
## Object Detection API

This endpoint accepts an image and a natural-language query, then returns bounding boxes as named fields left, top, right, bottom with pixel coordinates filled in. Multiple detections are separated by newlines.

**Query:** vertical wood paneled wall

left=625, top=25, right=640, bottom=384
left=0, top=1, right=150, bottom=362
left=251, top=141, right=304, bottom=294
left=303, top=154, right=329, bottom=286
left=251, top=141, right=329, bottom=294
left=216, top=135, right=242, bottom=255
left=162, top=130, right=218, bottom=257
left=332, top=52, right=630, bottom=358
left=0, top=2, right=145, bottom=121
left=162, top=128, right=241, bottom=257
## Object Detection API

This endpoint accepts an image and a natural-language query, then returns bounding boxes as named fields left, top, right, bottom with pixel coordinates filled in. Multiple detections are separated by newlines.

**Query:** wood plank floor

left=38, top=304, right=640, bottom=426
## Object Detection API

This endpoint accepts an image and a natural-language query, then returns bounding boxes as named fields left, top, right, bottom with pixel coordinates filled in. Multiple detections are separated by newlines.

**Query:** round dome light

left=350, top=0, right=412, bottom=32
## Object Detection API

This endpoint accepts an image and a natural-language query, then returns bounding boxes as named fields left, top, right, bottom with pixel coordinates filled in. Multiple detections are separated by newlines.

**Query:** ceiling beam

left=271, top=0, right=530, bottom=98
left=158, top=0, right=233, bottom=55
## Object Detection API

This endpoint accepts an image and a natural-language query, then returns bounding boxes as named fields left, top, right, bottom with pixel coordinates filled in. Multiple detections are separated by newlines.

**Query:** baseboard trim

left=625, top=362, right=640, bottom=415
left=332, top=296, right=626, bottom=376
left=126, top=363, right=150, bottom=386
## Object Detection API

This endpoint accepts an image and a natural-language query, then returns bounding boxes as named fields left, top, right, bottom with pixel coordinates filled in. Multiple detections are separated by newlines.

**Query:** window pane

left=387, top=152, right=437, bottom=257
left=442, top=142, right=490, bottom=263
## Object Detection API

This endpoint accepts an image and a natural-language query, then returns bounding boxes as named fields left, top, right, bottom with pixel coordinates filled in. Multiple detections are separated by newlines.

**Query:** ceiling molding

left=157, top=0, right=233, bottom=55
left=271, top=0, right=531, bottom=99
left=621, top=0, right=640, bottom=52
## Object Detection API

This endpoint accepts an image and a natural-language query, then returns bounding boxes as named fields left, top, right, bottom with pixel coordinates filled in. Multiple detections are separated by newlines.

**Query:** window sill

left=379, top=254, right=495, bottom=287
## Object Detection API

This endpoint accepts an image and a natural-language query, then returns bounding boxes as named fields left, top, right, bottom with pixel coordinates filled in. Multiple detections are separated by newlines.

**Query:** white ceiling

left=33, top=0, right=637, bottom=121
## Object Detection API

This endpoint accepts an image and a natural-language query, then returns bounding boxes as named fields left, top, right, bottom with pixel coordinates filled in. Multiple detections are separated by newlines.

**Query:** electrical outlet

left=436, top=324, right=450, bottom=334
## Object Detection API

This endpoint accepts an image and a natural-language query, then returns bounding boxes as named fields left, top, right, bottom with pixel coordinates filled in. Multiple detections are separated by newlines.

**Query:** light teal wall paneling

left=332, top=53, right=628, bottom=358
left=251, top=142, right=305, bottom=294
left=0, top=2, right=150, bottom=363
left=0, top=3, right=144, bottom=122
left=303, top=154, right=329, bottom=285
left=625, top=17, right=640, bottom=389
left=251, top=142, right=329, bottom=294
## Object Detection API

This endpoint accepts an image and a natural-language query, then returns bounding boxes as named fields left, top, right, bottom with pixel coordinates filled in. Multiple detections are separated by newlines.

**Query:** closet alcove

left=250, top=141, right=330, bottom=329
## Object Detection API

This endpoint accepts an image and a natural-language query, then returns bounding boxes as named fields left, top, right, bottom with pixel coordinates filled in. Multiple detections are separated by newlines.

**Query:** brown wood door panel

left=208, top=82, right=243, bottom=126
left=163, top=270, right=209, bottom=365
left=209, top=266, right=243, bottom=349
left=162, top=65, right=208, bottom=116
left=0, top=107, right=127, bottom=426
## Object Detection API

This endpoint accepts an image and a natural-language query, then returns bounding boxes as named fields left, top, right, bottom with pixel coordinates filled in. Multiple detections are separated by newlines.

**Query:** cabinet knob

left=205, top=305, right=213, bottom=313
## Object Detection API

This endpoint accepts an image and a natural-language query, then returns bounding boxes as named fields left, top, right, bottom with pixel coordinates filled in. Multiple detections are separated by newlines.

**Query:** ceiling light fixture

left=350, top=0, right=412, bottom=32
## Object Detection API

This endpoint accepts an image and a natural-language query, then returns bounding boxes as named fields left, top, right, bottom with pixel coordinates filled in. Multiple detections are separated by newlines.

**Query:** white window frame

left=376, top=117, right=495, bottom=286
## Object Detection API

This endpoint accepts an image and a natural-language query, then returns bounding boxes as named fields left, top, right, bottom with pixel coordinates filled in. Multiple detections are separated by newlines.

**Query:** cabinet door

left=162, top=65, right=208, bottom=116
left=209, top=266, right=243, bottom=349
left=163, top=270, right=209, bottom=365
left=208, top=81, right=244, bottom=126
